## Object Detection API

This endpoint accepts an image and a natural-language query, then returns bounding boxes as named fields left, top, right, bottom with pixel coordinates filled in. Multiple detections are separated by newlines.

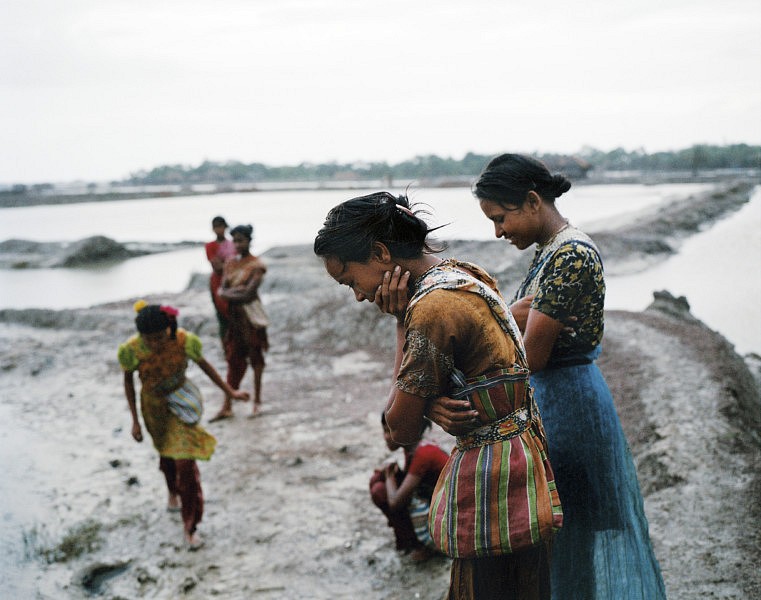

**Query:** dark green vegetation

left=2, top=144, right=758, bottom=208
left=123, top=144, right=761, bottom=185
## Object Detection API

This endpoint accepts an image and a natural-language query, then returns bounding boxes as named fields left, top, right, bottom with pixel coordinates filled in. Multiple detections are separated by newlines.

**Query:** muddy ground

left=0, top=180, right=759, bottom=599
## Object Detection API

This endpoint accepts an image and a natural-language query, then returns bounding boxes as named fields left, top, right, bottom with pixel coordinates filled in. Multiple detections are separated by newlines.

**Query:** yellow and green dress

left=117, top=328, right=216, bottom=460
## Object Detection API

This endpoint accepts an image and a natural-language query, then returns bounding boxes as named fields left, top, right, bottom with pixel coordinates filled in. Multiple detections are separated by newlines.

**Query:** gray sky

left=2, top=0, right=760, bottom=184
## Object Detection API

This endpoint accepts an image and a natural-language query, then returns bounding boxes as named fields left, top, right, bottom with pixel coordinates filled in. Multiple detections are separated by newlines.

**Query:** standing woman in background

left=211, top=224, right=269, bottom=421
left=433, top=153, right=665, bottom=598
left=205, top=216, right=237, bottom=341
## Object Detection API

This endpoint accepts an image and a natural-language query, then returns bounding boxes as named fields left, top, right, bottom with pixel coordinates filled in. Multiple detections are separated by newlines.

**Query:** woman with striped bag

left=314, top=191, right=562, bottom=599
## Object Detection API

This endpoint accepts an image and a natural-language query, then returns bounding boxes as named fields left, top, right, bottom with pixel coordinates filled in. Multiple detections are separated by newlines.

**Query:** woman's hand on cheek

left=375, top=266, right=410, bottom=320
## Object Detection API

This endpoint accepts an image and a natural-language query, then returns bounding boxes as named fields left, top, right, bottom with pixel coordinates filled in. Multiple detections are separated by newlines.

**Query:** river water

left=0, top=182, right=759, bottom=354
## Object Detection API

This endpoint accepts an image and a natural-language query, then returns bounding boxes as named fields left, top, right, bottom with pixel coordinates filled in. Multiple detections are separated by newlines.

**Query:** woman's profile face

left=479, top=198, right=538, bottom=250
left=324, top=255, right=386, bottom=303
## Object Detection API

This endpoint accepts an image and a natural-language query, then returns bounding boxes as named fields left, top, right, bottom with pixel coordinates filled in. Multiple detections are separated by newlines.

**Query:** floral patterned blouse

left=513, top=225, right=605, bottom=360
left=118, top=329, right=216, bottom=460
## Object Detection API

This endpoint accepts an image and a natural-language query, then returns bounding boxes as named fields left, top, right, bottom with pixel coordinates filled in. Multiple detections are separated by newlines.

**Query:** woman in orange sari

left=211, top=224, right=269, bottom=420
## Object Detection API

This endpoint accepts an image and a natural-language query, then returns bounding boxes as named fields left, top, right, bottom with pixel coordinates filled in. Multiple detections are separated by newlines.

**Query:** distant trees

left=123, top=144, right=760, bottom=186
left=577, top=144, right=760, bottom=173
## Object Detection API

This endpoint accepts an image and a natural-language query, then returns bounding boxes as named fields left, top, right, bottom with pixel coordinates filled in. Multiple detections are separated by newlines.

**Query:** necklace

left=539, top=219, right=570, bottom=247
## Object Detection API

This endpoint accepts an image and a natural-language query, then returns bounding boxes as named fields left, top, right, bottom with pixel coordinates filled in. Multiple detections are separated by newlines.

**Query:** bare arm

left=384, top=324, right=428, bottom=445
left=385, top=321, right=405, bottom=401
left=509, top=295, right=534, bottom=332
left=219, top=269, right=265, bottom=304
left=375, top=266, right=416, bottom=440
left=123, top=371, right=143, bottom=442
left=196, top=357, right=250, bottom=401
left=383, top=463, right=423, bottom=511
left=522, top=308, right=564, bottom=372
left=209, top=255, right=226, bottom=274
left=385, top=388, right=428, bottom=446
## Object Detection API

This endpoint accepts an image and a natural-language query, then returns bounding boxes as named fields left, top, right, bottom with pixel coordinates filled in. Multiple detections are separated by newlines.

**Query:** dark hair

left=313, top=191, right=442, bottom=264
left=473, top=154, right=572, bottom=208
left=135, top=304, right=178, bottom=339
left=211, top=215, right=228, bottom=227
left=230, top=224, right=253, bottom=240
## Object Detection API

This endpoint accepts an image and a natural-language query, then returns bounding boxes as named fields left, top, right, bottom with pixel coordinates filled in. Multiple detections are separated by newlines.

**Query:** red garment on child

left=160, top=457, right=204, bottom=535
left=205, top=239, right=236, bottom=319
left=369, top=442, right=449, bottom=550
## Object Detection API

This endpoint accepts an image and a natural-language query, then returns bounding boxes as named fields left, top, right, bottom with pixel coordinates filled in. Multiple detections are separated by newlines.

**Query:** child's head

left=133, top=300, right=178, bottom=348
left=211, top=215, right=229, bottom=237
left=381, top=411, right=432, bottom=451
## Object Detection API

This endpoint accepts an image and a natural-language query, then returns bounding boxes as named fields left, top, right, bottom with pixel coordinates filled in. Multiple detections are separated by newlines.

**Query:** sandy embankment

left=0, top=180, right=759, bottom=599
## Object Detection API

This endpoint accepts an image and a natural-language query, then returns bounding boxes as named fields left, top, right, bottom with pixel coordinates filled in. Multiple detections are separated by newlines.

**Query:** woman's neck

left=398, top=255, right=442, bottom=280
left=537, top=211, right=570, bottom=246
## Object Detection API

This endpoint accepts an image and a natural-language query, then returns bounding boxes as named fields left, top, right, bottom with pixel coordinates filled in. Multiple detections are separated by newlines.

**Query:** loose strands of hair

left=314, top=192, right=446, bottom=264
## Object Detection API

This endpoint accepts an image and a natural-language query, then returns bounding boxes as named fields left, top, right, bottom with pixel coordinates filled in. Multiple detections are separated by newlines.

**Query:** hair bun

left=133, top=299, right=148, bottom=313
left=550, top=174, right=572, bottom=197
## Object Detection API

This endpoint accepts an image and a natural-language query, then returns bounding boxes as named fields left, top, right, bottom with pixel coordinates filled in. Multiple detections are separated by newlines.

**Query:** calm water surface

left=0, top=183, right=709, bottom=305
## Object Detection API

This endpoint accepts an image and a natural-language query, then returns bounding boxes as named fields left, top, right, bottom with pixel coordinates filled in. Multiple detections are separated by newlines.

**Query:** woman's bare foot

left=249, top=401, right=263, bottom=418
left=185, top=531, right=204, bottom=550
left=209, top=408, right=233, bottom=423
left=167, top=493, right=181, bottom=513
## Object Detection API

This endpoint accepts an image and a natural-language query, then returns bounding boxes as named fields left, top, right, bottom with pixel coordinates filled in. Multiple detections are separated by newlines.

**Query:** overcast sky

left=2, top=0, right=760, bottom=184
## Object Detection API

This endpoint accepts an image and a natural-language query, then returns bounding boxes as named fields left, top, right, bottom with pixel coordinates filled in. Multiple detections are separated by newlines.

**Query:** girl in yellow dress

left=118, top=301, right=248, bottom=548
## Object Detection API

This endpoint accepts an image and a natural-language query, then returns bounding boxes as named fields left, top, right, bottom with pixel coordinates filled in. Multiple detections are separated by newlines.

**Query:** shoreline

left=2, top=171, right=758, bottom=210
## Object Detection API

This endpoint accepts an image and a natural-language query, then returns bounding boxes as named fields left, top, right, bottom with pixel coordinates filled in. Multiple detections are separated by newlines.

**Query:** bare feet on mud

left=166, top=493, right=181, bottom=513
left=184, top=531, right=204, bottom=551
left=248, top=401, right=263, bottom=418
left=209, top=409, right=234, bottom=422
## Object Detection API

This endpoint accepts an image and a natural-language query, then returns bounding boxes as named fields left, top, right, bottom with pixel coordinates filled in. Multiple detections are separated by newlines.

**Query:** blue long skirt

left=531, top=349, right=666, bottom=599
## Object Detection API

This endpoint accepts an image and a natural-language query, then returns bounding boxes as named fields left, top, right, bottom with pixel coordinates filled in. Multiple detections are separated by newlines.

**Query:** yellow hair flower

left=133, top=299, right=148, bottom=313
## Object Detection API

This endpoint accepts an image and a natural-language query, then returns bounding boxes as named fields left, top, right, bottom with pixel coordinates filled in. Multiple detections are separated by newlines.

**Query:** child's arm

left=123, top=371, right=143, bottom=442
left=196, top=358, right=250, bottom=401
left=383, top=462, right=423, bottom=511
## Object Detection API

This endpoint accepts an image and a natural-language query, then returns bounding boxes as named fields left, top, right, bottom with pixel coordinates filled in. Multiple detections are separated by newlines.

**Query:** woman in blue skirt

left=430, top=154, right=666, bottom=599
